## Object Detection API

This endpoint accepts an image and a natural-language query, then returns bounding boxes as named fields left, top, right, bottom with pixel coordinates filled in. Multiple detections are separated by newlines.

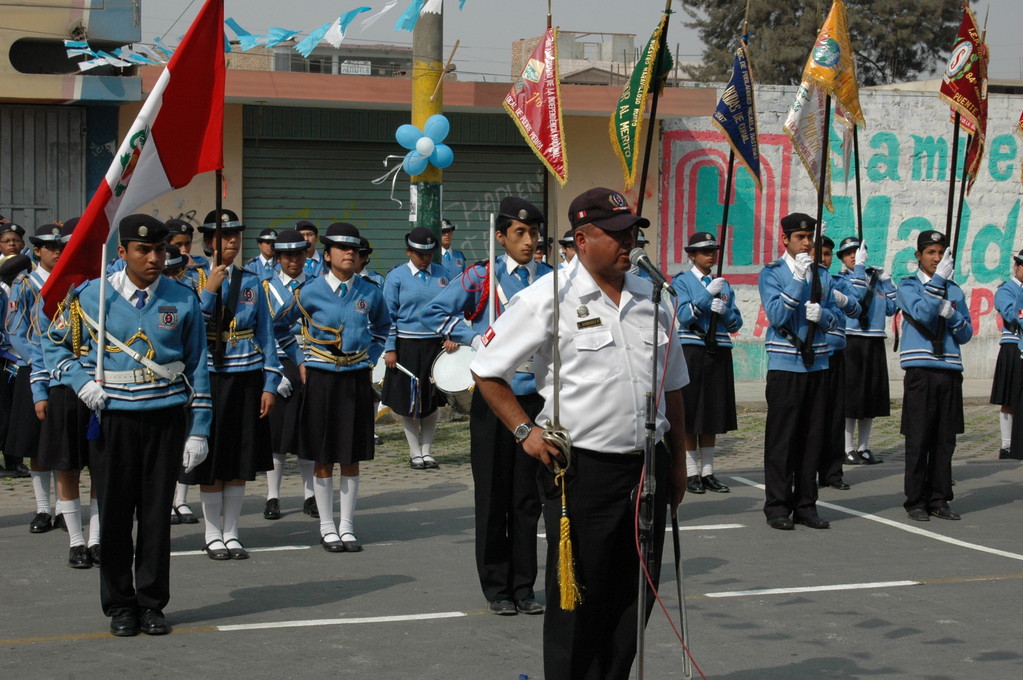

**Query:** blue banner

left=711, top=40, right=762, bottom=190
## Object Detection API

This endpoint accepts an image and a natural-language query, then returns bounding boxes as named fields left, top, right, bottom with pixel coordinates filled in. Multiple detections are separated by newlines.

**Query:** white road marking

left=705, top=580, right=921, bottom=598
left=730, top=475, right=1023, bottom=563
left=217, top=611, right=466, bottom=632
left=537, top=523, right=744, bottom=540
left=171, top=545, right=311, bottom=557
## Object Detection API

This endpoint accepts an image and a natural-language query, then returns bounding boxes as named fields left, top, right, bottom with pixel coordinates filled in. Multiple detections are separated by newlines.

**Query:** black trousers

left=764, top=369, right=827, bottom=521
left=90, top=406, right=186, bottom=616
left=0, top=361, right=18, bottom=469
left=541, top=445, right=668, bottom=680
left=902, top=368, right=963, bottom=511
left=469, top=389, right=543, bottom=603
left=818, top=351, right=846, bottom=485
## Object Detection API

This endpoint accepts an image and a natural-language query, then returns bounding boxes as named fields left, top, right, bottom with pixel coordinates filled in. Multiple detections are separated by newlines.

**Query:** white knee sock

left=1000, top=412, right=1013, bottom=449
left=267, top=454, right=285, bottom=500
left=200, top=491, right=224, bottom=544
left=857, top=418, right=874, bottom=451
left=338, top=475, right=360, bottom=538
left=685, top=450, right=699, bottom=477
left=844, top=418, right=856, bottom=453
left=221, top=485, right=245, bottom=543
left=419, top=411, right=439, bottom=458
left=700, top=447, right=715, bottom=477
left=88, top=497, right=100, bottom=547
left=31, top=470, right=51, bottom=514
left=314, top=475, right=337, bottom=538
left=401, top=416, right=422, bottom=459
left=174, top=482, right=189, bottom=508
left=56, top=499, right=84, bottom=547
left=299, top=459, right=315, bottom=500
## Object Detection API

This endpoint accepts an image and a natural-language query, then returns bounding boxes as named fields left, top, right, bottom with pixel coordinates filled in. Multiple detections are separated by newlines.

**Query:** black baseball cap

left=916, top=230, right=947, bottom=252
left=780, top=212, right=816, bottom=235
left=120, top=214, right=169, bottom=244
left=568, top=188, right=649, bottom=232
left=498, top=197, right=545, bottom=226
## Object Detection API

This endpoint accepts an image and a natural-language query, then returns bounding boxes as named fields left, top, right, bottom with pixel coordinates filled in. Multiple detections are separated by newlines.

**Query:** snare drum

left=371, top=361, right=386, bottom=399
left=431, top=345, right=476, bottom=414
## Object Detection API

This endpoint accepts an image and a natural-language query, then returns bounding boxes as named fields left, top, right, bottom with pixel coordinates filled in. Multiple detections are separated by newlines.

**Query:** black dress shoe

left=373, top=433, right=384, bottom=446
left=488, top=600, right=517, bottom=615
left=767, top=516, right=794, bottom=530
left=53, top=514, right=67, bottom=532
left=204, top=539, right=231, bottom=560
left=823, top=479, right=850, bottom=490
left=303, top=497, right=320, bottom=518
left=88, top=544, right=101, bottom=566
left=339, top=532, right=362, bottom=553
left=797, top=514, right=830, bottom=529
left=30, top=512, right=52, bottom=533
left=263, top=498, right=281, bottom=520
left=515, top=598, right=544, bottom=615
left=701, top=475, right=730, bottom=493
left=320, top=533, right=346, bottom=553
left=224, top=538, right=249, bottom=560
left=1, top=464, right=30, bottom=478
left=999, top=447, right=1012, bottom=459
left=68, top=545, right=92, bottom=569
left=930, top=506, right=961, bottom=520
left=139, top=608, right=171, bottom=635
left=686, top=475, right=705, bottom=494
left=110, top=609, right=140, bottom=637
left=844, top=450, right=862, bottom=465
left=906, top=507, right=930, bottom=521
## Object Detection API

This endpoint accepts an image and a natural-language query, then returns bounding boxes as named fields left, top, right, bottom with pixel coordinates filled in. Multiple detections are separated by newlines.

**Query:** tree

left=679, top=0, right=967, bottom=86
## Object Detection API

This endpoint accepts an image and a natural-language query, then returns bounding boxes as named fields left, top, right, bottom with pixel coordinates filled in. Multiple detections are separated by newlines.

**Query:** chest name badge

left=577, top=317, right=602, bottom=329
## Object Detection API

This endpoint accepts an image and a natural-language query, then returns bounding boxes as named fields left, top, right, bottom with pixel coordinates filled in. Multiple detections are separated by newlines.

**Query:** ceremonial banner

left=503, top=27, right=568, bottom=186
left=784, top=81, right=833, bottom=210
left=801, top=0, right=864, bottom=129
left=711, top=40, right=762, bottom=190
left=1018, top=110, right=1023, bottom=185
left=939, top=6, right=988, bottom=194
left=42, top=0, right=225, bottom=317
left=610, top=14, right=673, bottom=189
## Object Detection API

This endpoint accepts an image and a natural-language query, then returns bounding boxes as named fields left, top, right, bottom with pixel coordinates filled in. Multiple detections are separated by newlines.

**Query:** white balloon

left=415, top=137, right=435, bottom=157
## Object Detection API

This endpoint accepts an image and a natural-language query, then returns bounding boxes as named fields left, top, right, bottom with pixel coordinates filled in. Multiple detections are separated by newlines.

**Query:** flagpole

left=213, top=168, right=224, bottom=367
left=543, top=1, right=552, bottom=247
left=95, top=241, right=109, bottom=386
left=853, top=126, right=864, bottom=241
left=704, top=148, right=735, bottom=351
left=945, top=112, right=961, bottom=237
left=635, top=0, right=673, bottom=218
left=802, top=94, right=832, bottom=368
left=952, top=134, right=971, bottom=261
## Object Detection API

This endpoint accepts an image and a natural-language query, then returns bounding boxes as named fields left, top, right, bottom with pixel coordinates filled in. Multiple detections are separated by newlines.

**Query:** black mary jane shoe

left=224, top=538, right=249, bottom=560
left=204, top=539, right=231, bottom=561
left=263, top=498, right=281, bottom=520
left=339, top=532, right=362, bottom=553
left=320, top=533, right=346, bottom=553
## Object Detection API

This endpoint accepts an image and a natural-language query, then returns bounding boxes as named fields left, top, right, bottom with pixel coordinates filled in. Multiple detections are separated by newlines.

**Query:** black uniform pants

left=819, top=350, right=846, bottom=485
left=0, top=361, right=19, bottom=469
left=764, top=369, right=827, bottom=521
left=90, top=406, right=186, bottom=616
left=902, top=368, right=963, bottom=511
left=541, top=445, right=668, bottom=680
left=469, top=389, right=543, bottom=603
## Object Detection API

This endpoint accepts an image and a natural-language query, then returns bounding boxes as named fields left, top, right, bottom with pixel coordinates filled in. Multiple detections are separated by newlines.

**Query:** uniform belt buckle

left=131, top=367, right=151, bottom=383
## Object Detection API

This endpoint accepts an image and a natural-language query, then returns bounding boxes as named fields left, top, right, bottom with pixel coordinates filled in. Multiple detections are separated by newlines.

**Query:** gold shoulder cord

left=197, top=267, right=208, bottom=291
left=74, top=298, right=156, bottom=359
left=295, top=290, right=345, bottom=351
left=261, top=280, right=275, bottom=317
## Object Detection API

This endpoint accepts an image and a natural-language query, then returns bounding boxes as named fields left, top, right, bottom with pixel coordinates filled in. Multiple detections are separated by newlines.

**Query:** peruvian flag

left=41, top=0, right=225, bottom=317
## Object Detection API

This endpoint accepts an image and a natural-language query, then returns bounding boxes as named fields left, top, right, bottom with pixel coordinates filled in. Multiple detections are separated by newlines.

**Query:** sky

left=141, top=1, right=1023, bottom=82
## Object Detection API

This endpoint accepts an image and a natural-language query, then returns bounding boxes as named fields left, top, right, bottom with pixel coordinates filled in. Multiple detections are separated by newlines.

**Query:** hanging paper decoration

left=325, top=7, right=372, bottom=48
left=361, top=1, right=398, bottom=32
left=294, top=21, right=333, bottom=58
left=395, top=0, right=426, bottom=32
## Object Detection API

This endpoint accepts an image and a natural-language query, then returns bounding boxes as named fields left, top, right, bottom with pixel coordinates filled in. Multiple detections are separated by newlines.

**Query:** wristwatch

left=513, top=422, right=534, bottom=443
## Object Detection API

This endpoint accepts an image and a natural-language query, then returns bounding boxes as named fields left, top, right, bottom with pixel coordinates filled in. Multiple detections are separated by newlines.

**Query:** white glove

left=855, top=245, right=868, bottom=267
left=710, top=298, right=726, bottom=314
left=833, top=289, right=848, bottom=307
left=706, top=277, right=726, bottom=296
left=792, top=253, right=813, bottom=282
left=877, top=267, right=891, bottom=282
left=77, top=381, right=109, bottom=411
left=938, top=300, right=955, bottom=319
left=470, top=335, right=483, bottom=350
left=182, top=435, right=208, bottom=473
left=935, top=250, right=954, bottom=280
left=277, top=376, right=293, bottom=398
left=805, top=302, right=822, bottom=323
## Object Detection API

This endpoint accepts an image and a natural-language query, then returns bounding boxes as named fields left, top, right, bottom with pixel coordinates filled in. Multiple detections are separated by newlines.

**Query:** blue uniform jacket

left=199, top=266, right=283, bottom=392
left=43, top=276, right=213, bottom=437
left=263, top=274, right=305, bottom=365
left=841, top=265, right=897, bottom=338
left=277, top=274, right=389, bottom=372
left=7, top=270, right=51, bottom=402
left=441, top=249, right=467, bottom=276
left=383, top=262, right=453, bottom=352
left=994, top=279, right=1023, bottom=345
left=758, top=259, right=841, bottom=372
left=421, top=255, right=551, bottom=395
left=245, top=255, right=277, bottom=281
left=826, top=270, right=863, bottom=353
left=670, top=269, right=743, bottom=347
left=896, top=273, right=972, bottom=371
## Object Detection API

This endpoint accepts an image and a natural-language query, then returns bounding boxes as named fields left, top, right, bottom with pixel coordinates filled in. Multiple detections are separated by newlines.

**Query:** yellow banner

left=801, top=0, right=864, bottom=129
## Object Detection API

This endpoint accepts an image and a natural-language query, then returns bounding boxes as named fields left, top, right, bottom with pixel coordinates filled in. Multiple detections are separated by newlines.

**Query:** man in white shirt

left=471, top=187, right=689, bottom=680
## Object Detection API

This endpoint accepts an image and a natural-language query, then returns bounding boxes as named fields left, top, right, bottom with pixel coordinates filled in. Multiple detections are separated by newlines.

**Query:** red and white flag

left=42, top=0, right=225, bottom=317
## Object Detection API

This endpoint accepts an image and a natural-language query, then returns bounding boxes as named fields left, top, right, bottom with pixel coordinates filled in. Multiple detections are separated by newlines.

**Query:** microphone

left=629, top=248, right=676, bottom=297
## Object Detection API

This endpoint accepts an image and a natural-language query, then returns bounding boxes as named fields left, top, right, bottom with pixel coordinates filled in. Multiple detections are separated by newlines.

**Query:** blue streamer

left=294, top=21, right=333, bottom=58
left=395, top=0, right=426, bottom=32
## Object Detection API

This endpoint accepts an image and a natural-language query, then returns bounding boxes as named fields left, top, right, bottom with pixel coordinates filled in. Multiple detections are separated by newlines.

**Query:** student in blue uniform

left=44, top=214, right=211, bottom=636
left=246, top=228, right=278, bottom=280
left=382, top=227, right=451, bottom=469
left=297, top=220, right=324, bottom=279
left=991, top=249, right=1023, bottom=459
left=191, top=209, right=283, bottom=560
left=277, top=223, right=389, bottom=552
left=423, top=196, right=549, bottom=615
left=671, top=231, right=743, bottom=495
left=0, top=254, right=33, bottom=479
left=355, top=236, right=385, bottom=445
left=166, top=218, right=209, bottom=299
left=557, top=229, right=576, bottom=266
left=7, top=224, right=67, bottom=533
left=758, top=213, right=843, bottom=530
left=897, top=230, right=972, bottom=521
left=836, top=236, right=897, bottom=466
left=0, top=222, right=26, bottom=259
left=440, top=219, right=467, bottom=275
left=261, top=229, right=317, bottom=520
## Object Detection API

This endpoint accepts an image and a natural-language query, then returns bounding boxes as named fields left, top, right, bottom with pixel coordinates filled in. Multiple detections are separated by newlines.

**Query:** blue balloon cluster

left=396, top=114, right=454, bottom=176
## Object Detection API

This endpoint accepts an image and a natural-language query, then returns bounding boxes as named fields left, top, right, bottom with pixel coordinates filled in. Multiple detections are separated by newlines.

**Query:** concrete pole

left=412, top=3, right=443, bottom=257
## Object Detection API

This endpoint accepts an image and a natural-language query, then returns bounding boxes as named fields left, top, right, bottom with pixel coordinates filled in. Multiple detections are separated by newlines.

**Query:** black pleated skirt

left=5, top=365, right=40, bottom=460
left=990, top=342, right=1023, bottom=407
left=680, top=344, right=738, bottom=435
left=380, top=337, right=445, bottom=418
left=843, top=335, right=891, bottom=418
left=37, top=385, right=92, bottom=470
left=299, top=367, right=375, bottom=465
left=269, top=357, right=303, bottom=455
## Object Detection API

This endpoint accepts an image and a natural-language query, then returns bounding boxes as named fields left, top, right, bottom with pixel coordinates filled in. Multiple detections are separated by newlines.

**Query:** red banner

left=939, top=6, right=987, bottom=194
left=503, top=27, right=568, bottom=186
